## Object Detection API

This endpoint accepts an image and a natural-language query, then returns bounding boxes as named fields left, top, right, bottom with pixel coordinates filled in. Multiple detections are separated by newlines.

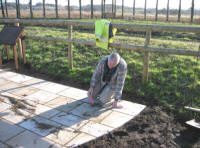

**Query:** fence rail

left=0, top=18, right=200, bottom=82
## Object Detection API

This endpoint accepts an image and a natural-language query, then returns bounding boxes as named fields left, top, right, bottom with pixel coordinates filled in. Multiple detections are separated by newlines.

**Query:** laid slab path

left=0, top=69, right=146, bottom=148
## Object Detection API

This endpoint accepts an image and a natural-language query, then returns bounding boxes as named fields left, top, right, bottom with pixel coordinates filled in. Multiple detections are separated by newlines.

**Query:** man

left=88, top=53, right=127, bottom=108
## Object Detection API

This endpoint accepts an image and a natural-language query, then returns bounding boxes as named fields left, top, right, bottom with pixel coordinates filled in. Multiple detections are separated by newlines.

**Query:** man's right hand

left=88, top=87, right=94, bottom=105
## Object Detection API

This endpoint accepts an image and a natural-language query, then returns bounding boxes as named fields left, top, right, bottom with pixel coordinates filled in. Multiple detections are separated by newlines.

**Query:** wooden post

left=30, top=0, right=33, bottom=18
left=144, top=0, right=147, bottom=20
left=68, top=0, right=70, bottom=19
left=112, top=0, right=114, bottom=17
left=0, top=49, right=2, bottom=65
left=13, top=44, right=19, bottom=70
left=166, top=0, right=169, bottom=21
left=155, top=0, right=158, bottom=21
left=68, top=25, right=73, bottom=69
left=191, top=0, right=194, bottom=23
left=101, top=0, right=103, bottom=18
left=6, top=45, right=10, bottom=60
left=0, top=0, right=5, bottom=18
left=55, top=0, right=58, bottom=18
left=43, top=0, right=45, bottom=18
left=178, top=0, right=181, bottom=22
left=91, top=0, right=93, bottom=19
left=133, top=0, right=135, bottom=19
left=15, top=22, right=23, bottom=60
left=114, top=0, right=116, bottom=18
left=21, top=37, right=26, bottom=64
left=122, top=0, right=124, bottom=19
left=79, top=0, right=82, bottom=19
left=15, top=0, right=18, bottom=18
left=5, top=0, right=8, bottom=17
left=103, top=0, right=105, bottom=18
left=142, top=31, right=151, bottom=83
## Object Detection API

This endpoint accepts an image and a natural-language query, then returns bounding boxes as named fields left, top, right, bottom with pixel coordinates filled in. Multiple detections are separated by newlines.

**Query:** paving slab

left=24, top=90, right=58, bottom=104
left=45, top=96, right=83, bottom=113
left=46, top=126, right=79, bottom=145
left=0, top=78, right=10, bottom=86
left=0, top=142, right=10, bottom=148
left=6, top=130, right=59, bottom=148
left=0, top=101, right=11, bottom=112
left=58, top=87, right=88, bottom=100
left=40, top=82, right=70, bottom=94
left=186, top=119, right=200, bottom=129
left=19, top=116, right=61, bottom=137
left=66, top=133, right=95, bottom=148
left=51, top=112, right=89, bottom=130
left=79, top=120, right=113, bottom=137
left=7, top=74, right=33, bottom=83
left=101, top=111, right=133, bottom=128
left=0, top=71, right=17, bottom=79
left=0, top=119, right=24, bottom=142
left=0, top=81, right=23, bottom=93
left=10, top=86, right=40, bottom=98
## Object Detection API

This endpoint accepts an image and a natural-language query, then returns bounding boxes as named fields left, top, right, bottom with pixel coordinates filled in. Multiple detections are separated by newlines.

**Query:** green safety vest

left=95, top=20, right=110, bottom=49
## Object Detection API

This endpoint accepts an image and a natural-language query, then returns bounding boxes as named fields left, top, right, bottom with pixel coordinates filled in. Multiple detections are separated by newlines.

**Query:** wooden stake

left=6, top=45, right=10, bottom=60
left=13, top=44, right=19, bottom=70
left=68, top=25, right=73, bottom=69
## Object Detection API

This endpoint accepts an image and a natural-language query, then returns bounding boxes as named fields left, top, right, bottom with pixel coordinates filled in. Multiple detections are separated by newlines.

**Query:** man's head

left=107, top=52, right=120, bottom=69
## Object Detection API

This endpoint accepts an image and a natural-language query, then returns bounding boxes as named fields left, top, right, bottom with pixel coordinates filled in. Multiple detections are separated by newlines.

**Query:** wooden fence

left=0, top=0, right=198, bottom=23
left=0, top=18, right=200, bottom=82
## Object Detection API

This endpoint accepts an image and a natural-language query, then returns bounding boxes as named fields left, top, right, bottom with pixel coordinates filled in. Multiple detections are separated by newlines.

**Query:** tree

left=29, top=0, right=33, bottom=18
left=144, top=0, right=147, bottom=20
left=178, top=0, right=181, bottom=22
left=5, top=0, right=8, bottom=17
left=166, top=0, right=169, bottom=21
left=43, top=0, right=45, bottom=18
left=68, top=0, right=70, bottom=19
left=55, top=0, right=58, bottom=18
left=191, top=0, right=194, bottom=23
left=133, top=0, right=136, bottom=19
left=0, top=0, right=5, bottom=18
left=122, top=0, right=124, bottom=18
left=79, top=0, right=81, bottom=19
left=155, top=0, right=158, bottom=21
left=91, top=0, right=93, bottom=19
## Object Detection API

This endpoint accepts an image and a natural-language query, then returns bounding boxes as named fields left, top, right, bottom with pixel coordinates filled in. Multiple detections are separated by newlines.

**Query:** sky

left=6, top=0, right=200, bottom=10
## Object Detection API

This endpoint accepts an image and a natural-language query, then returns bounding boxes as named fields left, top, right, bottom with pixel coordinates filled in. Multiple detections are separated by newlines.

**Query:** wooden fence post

left=166, top=0, right=169, bottom=21
left=55, top=0, right=58, bottom=18
left=91, top=0, right=93, bottom=19
left=142, top=31, right=151, bottom=83
left=155, top=0, right=158, bottom=21
left=144, top=0, right=147, bottom=20
left=191, top=0, right=194, bottom=23
left=133, top=0, right=135, bottom=19
left=0, top=0, right=5, bottom=18
left=178, top=0, right=181, bottom=22
left=30, top=0, right=33, bottom=18
left=43, top=0, right=45, bottom=18
left=68, top=0, right=70, bottom=19
left=68, top=25, right=73, bottom=69
left=79, top=0, right=82, bottom=19
left=15, top=22, right=23, bottom=60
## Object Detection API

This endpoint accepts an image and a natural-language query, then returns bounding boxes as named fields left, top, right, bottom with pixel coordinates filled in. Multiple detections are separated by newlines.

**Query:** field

left=0, top=19, right=200, bottom=147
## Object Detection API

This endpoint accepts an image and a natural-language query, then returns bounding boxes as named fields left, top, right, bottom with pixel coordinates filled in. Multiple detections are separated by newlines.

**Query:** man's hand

left=112, top=100, right=123, bottom=109
left=88, top=87, right=94, bottom=105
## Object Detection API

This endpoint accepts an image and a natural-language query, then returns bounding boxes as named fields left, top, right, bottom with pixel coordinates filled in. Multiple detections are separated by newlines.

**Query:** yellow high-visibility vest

left=95, top=20, right=117, bottom=49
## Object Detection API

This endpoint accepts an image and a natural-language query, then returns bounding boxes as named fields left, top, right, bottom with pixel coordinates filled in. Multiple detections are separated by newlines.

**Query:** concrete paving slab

left=80, top=120, right=113, bottom=137
left=40, top=82, right=70, bottom=94
left=45, top=96, right=83, bottom=113
left=6, top=130, right=58, bottom=148
left=51, top=112, right=89, bottom=130
left=7, top=74, right=33, bottom=83
left=66, top=133, right=95, bottom=148
left=112, top=100, right=146, bottom=116
left=33, top=104, right=60, bottom=119
left=69, top=103, right=102, bottom=119
left=24, top=90, right=58, bottom=104
left=22, top=78, right=50, bottom=89
left=0, top=108, right=33, bottom=124
left=46, top=127, right=79, bottom=145
left=0, top=78, right=10, bottom=86
left=19, top=116, right=61, bottom=137
left=10, top=86, right=40, bottom=98
left=0, top=119, right=24, bottom=142
left=0, top=142, right=10, bottom=148
left=186, top=119, right=200, bottom=129
left=89, top=108, right=112, bottom=123
left=0, top=71, right=17, bottom=79
left=0, top=82, right=23, bottom=93
left=58, top=87, right=88, bottom=100
left=0, top=101, right=11, bottom=112
left=101, top=111, right=133, bottom=128
left=0, top=92, right=25, bottom=105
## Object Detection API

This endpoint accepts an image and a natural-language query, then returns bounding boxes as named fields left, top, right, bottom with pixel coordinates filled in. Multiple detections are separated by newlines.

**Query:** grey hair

left=108, top=52, right=120, bottom=65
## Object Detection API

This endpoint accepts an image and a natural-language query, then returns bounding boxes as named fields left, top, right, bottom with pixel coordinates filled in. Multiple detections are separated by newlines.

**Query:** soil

left=1, top=60, right=200, bottom=148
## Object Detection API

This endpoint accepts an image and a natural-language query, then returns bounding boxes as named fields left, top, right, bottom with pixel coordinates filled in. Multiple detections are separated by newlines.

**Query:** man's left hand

left=112, top=100, right=123, bottom=109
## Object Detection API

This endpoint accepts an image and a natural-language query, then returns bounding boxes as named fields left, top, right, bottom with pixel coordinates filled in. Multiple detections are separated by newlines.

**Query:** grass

left=0, top=20, right=200, bottom=121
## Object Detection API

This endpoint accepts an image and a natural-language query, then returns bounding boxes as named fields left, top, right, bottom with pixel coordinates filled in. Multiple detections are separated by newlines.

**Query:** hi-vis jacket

left=95, top=20, right=117, bottom=49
